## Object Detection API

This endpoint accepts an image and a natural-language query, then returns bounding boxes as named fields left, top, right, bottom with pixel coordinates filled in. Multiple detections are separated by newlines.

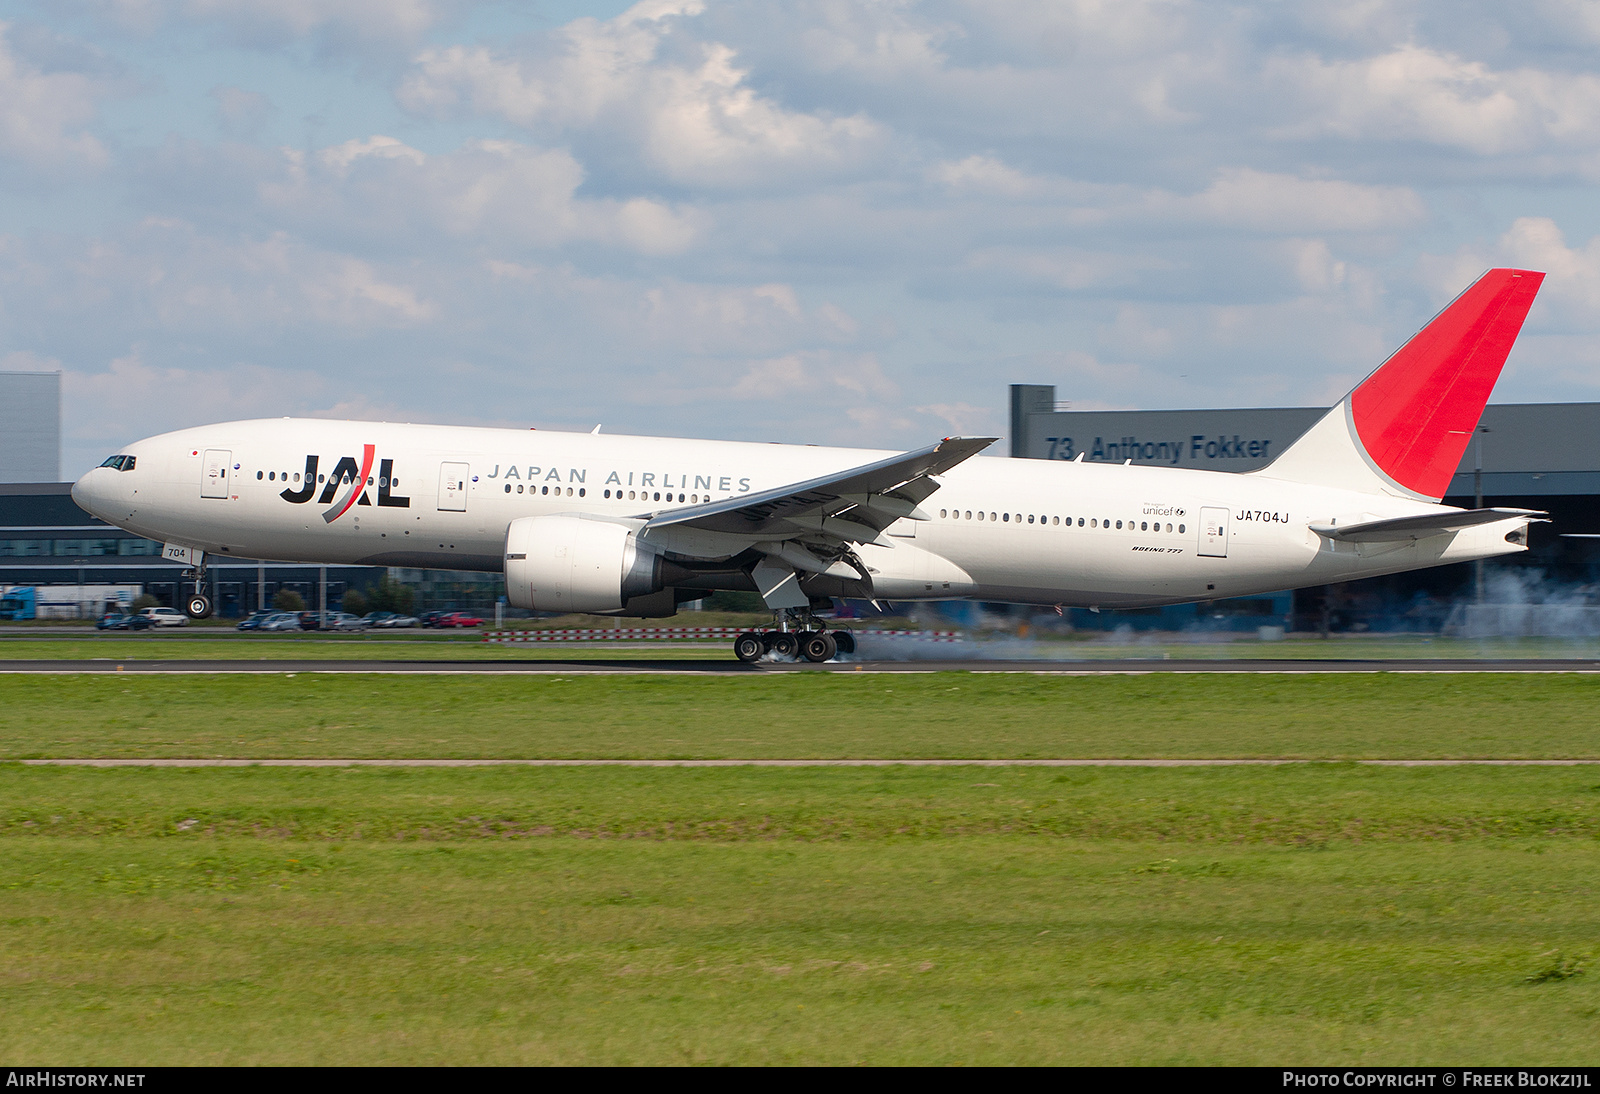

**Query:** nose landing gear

left=182, top=564, right=213, bottom=619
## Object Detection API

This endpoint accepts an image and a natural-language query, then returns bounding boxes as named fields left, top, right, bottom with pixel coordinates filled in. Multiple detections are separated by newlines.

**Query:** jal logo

left=280, top=445, right=410, bottom=523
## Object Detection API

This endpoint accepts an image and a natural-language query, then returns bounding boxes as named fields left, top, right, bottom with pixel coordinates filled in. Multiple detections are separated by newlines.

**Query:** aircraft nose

left=71, top=468, right=111, bottom=521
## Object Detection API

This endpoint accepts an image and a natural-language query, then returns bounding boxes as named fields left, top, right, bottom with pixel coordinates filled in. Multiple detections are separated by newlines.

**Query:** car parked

left=363, top=611, right=419, bottom=629
left=96, top=612, right=153, bottom=631
left=433, top=611, right=484, bottom=628
left=257, top=611, right=304, bottom=632
left=138, top=606, right=189, bottom=627
left=235, top=609, right=274, bottom=631
left=326, top=611, right=369, bottom=632
left=417, top=610, right=446, bottom=628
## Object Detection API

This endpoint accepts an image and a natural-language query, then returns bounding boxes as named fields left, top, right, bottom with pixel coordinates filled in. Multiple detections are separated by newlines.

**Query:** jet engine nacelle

left=503, top=515, right=660, bottom=613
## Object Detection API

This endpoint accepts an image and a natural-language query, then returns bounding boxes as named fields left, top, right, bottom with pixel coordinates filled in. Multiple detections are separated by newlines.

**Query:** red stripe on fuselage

left=326, top=444, right=376, bottom=523
left=1350, top=268, right=1543, bottom=499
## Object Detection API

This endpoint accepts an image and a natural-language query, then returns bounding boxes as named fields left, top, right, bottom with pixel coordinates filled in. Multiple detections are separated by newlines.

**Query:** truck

left=1, top=585, right=144, bottom=621
left=0, top=586, right=37, bottom=621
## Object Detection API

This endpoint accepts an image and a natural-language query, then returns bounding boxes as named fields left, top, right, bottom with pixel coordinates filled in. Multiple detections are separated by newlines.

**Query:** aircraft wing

left=640, top=436, right=996, bottom=541
left=1310, top=507, right=1546, bottom=543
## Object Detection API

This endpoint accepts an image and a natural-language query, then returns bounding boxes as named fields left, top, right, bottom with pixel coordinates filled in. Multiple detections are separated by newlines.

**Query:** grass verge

left=2, top=764, right=1597, bottom=1064
left=3, top=673, right=1600, bottom=759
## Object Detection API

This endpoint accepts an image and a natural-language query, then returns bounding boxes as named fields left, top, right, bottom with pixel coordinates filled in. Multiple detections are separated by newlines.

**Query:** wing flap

left=1310, top=507, right=1545, bottom=542
left=641, top=436, right=996, bottom=539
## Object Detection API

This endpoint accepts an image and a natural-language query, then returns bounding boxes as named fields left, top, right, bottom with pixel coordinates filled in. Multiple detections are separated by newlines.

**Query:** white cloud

left=62, top=349, right=332, bottom=456
left=1269, top=45, right=1600, bottom=155
left=929, top=154, right=1045, bottom=198
left=0, top=23, right=110, bottom=175
left=89, top=0, right=452, bottom=50
left=1421, top=216, right=1600, bottom=325
left=260, top=135, right=703, bottom=255
left=208, top=84, right=273, bottom=138
left=724, top=349, right=897, bottom=403
left=1170, top=169, right=1426, bottom=233
left=3, top=218, right=435, bottom=334
left=397, top=0, right=884, bottom=188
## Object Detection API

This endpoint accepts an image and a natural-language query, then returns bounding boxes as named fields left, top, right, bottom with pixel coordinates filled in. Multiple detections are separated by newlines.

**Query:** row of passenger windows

left=504, top=487, right=706, bottom=503
left=939, top=509, right=1185, bottom=534
left=603, top=489, right=700, bottom=503
left=256, top=471, right=394, bottom=487
left=0, top=537, right=162, bottom=558
left=505, top=484, right=587, bottom=497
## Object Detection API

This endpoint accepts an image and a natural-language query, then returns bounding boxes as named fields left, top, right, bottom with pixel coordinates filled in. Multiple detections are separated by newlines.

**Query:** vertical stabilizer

left=1257, top=268, right=1544, bottom=501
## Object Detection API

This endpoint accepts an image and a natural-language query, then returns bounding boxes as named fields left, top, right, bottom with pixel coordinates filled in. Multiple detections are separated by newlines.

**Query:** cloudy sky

left=5, top=0, right=1600, bottom=476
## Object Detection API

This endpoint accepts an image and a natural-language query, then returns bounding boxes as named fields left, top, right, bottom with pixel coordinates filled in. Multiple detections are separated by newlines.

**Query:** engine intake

left=503, top=515, right=660, bottom=613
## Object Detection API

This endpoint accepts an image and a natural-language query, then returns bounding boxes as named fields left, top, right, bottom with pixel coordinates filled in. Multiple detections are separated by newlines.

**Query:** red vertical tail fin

left=1259, top=268, right=1544, bottom=500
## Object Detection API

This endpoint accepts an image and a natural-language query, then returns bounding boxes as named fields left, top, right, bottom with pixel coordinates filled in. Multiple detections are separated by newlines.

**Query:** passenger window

left=1115, top=520, right=1122, bottom=529
left=1179, top=524, right=1186, bottom=533
left=1166, top=523, right=1172, bottom=532
left=1141, top=521, right=1147, bottom=531
left=965, top=511, right=971, bottom=520
left=1027, top=514, right=1034, bottom=524
left=978, top=512, right=984, bottom=521
left=1003, top=513, right=1009, bottom=522
left=1090, top=519, right=1097, bottom=528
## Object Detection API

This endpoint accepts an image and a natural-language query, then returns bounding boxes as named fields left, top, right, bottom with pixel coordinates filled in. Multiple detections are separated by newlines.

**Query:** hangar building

left=1009, top=385, right=1600, bottom=632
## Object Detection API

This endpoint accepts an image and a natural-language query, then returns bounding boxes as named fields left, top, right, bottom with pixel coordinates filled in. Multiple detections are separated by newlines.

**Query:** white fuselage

left=72, top=418, right=1527, bottom=608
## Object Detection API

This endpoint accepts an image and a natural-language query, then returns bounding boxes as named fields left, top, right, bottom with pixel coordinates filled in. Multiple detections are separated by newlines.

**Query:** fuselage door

left=201, top=450, right=231, bottom=499
left=438, top=462, right=469, bottom=512
left=1198, top=506, right=1229, bottom=558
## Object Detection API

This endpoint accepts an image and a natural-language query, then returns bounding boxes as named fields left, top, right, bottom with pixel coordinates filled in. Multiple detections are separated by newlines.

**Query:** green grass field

left=3, top=764, right=1599, bottom=1064
left=4, top=673, right=1600, bottom=1063
left=3, top=673, right=1600, bottom=759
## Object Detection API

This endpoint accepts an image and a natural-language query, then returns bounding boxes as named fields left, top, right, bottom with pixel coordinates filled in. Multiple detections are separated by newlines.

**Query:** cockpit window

left=98, top=455, right=136, bottom=471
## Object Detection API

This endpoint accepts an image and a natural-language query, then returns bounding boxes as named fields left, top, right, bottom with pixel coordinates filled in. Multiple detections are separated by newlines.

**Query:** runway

left=3, top=657, right=1600, bottom=673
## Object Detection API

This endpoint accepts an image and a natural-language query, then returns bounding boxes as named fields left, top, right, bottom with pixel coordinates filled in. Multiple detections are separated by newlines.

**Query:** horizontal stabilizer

left=1310, top=508, right=1545, bottom=543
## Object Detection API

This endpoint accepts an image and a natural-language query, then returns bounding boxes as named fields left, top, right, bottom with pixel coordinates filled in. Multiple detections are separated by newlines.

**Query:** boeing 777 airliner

left=74, top=268, right=1547, bottom=661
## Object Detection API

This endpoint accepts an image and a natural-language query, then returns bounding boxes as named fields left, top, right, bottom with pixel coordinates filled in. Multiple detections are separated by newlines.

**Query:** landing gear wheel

left=185, top=594, right=213, bottom=619
left=766, top=632, right=799, bottom=660
left=734, top=632, right=764, bottom=663
left=801, top=631, right=837, bottom=663
left=831, top=631, right=855, bottom=655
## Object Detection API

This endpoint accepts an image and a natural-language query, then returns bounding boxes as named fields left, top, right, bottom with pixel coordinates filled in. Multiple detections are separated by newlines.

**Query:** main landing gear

left=732, top=611, right=856, bottom=664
